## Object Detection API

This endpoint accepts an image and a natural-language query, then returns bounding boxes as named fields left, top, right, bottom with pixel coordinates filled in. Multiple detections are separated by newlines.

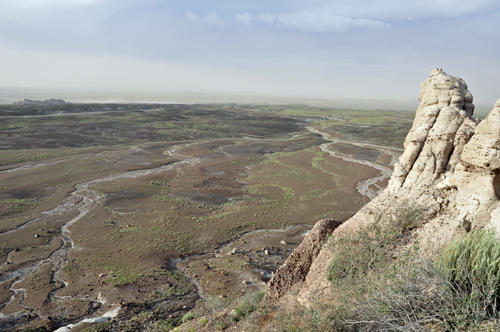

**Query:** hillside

left=176, top=69, right=500, bottom=331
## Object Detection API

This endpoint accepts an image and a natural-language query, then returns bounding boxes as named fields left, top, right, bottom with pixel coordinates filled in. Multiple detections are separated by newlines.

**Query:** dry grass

left=256, top=208, right=500, bottom=332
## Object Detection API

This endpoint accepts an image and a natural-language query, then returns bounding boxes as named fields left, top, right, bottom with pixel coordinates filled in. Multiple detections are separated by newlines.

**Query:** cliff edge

left=266, top=68, right=500, bottom=309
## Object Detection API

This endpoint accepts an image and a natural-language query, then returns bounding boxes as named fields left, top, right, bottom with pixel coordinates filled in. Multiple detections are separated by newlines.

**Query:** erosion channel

left=0, top=103, right=412, bottom=331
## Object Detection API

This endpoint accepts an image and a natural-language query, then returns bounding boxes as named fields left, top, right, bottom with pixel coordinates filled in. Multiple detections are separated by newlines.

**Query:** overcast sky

left=0, top=0, right=499, bottom=104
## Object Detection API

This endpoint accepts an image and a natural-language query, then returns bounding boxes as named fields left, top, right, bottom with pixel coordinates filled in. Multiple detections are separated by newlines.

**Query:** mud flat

left=0, top=103, right=412, bottom=331
left=176, top=225, right=312, bottom=302
left=307, top=126, right=401, bottom=199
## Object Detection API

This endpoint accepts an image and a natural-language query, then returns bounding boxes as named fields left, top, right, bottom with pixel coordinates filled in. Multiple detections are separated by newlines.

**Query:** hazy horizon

left=1, top=0, right=499, bottom=106
left=1, top=87, right=496, bottom=117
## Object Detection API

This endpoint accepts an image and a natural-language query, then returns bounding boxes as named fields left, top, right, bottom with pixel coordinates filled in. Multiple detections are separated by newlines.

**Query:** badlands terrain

left=236, top=69, right=500, bottom=332
left=0, top=102, right=413, bottom=331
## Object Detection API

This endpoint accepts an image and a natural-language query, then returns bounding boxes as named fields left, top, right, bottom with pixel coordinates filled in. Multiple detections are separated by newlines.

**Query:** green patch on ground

left=0, top=198, right=40, bottom=216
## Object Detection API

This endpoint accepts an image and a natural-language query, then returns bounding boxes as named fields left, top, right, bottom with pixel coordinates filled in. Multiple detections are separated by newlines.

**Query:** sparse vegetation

left=327, top=203, right=421, bottom=285
left=205, top=295, right=232, bottom=313
left=107, top=262, right=141, bottom=285
left=339, top=229, right=500, bottom=331
left=0, top=198, right=40, bottom=216
left=18, top=328, right=51, bottom=332
left=153, top=318, right=182, bottom=332
left=81, top=321, right=113, bottom=332
left=0, top=103, right=414, bottom=331
left=232, top=290, right=265, bottom=322
left=181, top=311, right=195, bottom=323
left=264, top=210, right=500, bottom=332
left=223, top=222, right=251, bottom=236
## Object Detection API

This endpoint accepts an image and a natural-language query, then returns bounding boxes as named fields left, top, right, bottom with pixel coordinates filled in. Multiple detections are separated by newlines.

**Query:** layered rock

left=266, top=69, right=500, bottom=308
left=388, top=68, right=476, bottom=190
left=263, top=219, right=342, bottom=304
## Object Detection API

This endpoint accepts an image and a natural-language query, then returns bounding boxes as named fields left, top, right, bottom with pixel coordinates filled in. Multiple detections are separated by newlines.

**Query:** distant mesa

left=13, top=98, right=72, bottom=105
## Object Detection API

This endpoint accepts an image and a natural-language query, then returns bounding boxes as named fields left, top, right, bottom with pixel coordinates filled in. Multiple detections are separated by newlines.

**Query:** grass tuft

left=232, top=290, right=265, bottom=322
left=438, top=229, right=500, bottom=304
left=327, top=203, right=421, bottom=285
left=181, top=311, right=195, bottom=323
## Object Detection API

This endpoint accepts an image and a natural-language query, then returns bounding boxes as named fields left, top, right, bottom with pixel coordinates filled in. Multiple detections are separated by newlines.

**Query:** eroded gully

left=0, top=144, right=200, bottom=327
left=307, top=127, right=402, bottom=200
left=1, top=131, right=401, bottom=329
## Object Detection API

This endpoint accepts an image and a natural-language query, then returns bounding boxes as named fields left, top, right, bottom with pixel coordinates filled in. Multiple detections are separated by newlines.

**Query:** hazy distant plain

left=0, top=88, right=420, bottom=110
left=1, top=88, right=495, bottom=117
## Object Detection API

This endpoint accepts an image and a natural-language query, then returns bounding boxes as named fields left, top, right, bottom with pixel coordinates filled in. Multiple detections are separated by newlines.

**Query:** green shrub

left=327, top=203, right=421, bottom=286
left=438, top=229, right=500, bottom=305
left=436, top=229, right=500, bottom=326
left=181, top=311, right=195, bottom=323
left=232, top=290, right=265, bottom=322
left=199, top=317, right=209, bottom=327
left=214, top=320, right=225, bottom=331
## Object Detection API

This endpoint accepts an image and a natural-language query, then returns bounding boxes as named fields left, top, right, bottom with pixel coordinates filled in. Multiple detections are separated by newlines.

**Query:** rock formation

left=389, top=68, right=476, bottom=189
left=263, top=219, right=342, bottom=304
left=266, top=69, right=500, bottom=308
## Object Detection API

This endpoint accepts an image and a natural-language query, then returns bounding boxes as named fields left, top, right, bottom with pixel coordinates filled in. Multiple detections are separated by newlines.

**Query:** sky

left=0, top=0, right=499, bottom=104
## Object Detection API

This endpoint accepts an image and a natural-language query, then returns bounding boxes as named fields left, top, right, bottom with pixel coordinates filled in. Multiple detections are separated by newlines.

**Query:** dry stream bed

left=0, top=103, right=412, bottom=331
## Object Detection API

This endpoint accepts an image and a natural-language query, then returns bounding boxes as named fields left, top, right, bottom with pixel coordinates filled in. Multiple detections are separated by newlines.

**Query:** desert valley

left=0, top=96, right=413, bottom=331
left=2, top=68, right=500, bottom=331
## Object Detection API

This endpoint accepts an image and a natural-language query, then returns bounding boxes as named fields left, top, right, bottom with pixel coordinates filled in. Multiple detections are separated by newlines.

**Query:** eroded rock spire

left=389, top=68, right=477, bottom=191
left=268, top=70, right=500, bottom=309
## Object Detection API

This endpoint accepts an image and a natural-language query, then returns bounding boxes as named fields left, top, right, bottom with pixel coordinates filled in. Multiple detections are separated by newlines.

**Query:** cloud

left=186, top=11, right=225, bottom=27
left=256, top=13, right=274, bottom=25
left=255, top=12, right=391, bottom=32
left=236, top=13, right=252, bottom=28
left=186, top=11, right=391, bottom=32
left=306, top=0, right=499, bottom=20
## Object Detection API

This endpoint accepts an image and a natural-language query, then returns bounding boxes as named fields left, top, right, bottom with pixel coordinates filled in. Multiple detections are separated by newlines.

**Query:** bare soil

left=0, top=103, right=412, bottom=331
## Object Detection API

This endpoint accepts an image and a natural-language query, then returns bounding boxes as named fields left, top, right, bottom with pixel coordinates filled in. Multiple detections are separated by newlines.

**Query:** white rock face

left=446, top=99, right=500, bottom=230
left=280, top=70, right=500, bottom=308
left=388, top=68, right=477, bottom=191
left=461, top=99, right=500, bottom=170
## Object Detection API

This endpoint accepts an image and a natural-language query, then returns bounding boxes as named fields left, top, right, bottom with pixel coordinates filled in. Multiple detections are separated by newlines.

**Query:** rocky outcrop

left=263, top=219, right=342, bottom=304
left=269, top=69, right=500, bottom=308
left=460, top=99, right=500, bottom=169
left=447, top=99, right=500, bottom=231
left=388, top=68, right=476, bottom=190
